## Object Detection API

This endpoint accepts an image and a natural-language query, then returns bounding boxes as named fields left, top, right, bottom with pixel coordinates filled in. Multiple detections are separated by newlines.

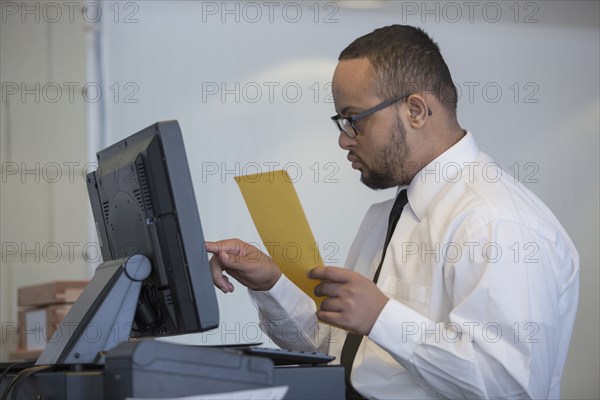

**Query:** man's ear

left=406, top=94, right=430, bottom=129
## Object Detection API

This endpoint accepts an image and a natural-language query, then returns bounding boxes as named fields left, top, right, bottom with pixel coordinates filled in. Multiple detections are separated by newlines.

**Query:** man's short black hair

left=339, top=25, right=458, bottom=117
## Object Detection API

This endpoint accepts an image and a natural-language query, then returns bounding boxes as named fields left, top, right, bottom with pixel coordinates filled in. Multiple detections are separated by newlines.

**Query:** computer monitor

left=36, top=120, right=219, bottom=365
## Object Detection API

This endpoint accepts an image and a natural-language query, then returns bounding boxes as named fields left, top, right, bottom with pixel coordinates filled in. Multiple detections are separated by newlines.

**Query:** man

left=206, top=25, right=579, bottom=399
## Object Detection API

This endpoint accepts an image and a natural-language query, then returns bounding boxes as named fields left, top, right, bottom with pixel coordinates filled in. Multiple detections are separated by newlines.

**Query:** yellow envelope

left=235, top=170, right=323, bottom=307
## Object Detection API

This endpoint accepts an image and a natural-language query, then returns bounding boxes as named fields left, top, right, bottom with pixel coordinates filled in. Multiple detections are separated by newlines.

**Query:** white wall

left=0, top=3, right=91, bottom=359
left=99, top=1, right=599, bottom=398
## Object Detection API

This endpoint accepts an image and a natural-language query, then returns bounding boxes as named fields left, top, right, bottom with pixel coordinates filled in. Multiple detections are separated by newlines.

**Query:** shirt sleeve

left=248, top=274, right=331, bottom=353
left=368, top=219, right=579, bottom=399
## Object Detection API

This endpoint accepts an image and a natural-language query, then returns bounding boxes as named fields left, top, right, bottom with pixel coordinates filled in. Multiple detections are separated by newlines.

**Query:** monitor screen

left=86, top=120, right=219, bottom=337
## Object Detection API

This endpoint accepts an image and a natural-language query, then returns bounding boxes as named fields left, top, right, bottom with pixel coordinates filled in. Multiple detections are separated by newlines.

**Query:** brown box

left=14, top=280, right=86, bottom=357
left=17, top=304, right=73, bottom=350
left=9, top=348, right=43, bottom=361
left=17, top=280, right=88, bottom=307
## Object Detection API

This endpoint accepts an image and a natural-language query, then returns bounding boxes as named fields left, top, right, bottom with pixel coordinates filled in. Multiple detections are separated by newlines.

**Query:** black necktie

left=340, top=189, right=408, bottom=399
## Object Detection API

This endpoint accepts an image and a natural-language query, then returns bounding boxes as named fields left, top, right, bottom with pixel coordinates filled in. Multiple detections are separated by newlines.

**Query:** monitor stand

left=36, top=255, right=151, bottom=365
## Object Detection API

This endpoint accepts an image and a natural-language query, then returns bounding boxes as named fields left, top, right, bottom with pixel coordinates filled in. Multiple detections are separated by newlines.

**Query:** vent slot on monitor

left=102, top=201, right=110, bottom=226
left=133, top=188, right=144, bottom=211
left=136, top=159, right=153, bottom=214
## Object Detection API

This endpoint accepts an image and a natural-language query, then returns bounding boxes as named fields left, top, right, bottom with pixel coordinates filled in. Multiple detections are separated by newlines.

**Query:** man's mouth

left=347, top=153, right=363, bottom=170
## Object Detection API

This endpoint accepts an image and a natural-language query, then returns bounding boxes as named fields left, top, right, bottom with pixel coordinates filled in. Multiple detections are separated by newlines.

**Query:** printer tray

left=104, top=340, right=274, bottom=399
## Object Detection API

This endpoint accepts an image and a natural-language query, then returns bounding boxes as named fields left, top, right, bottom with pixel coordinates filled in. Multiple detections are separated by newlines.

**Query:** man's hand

left=205, top=239, right=282, bottom=293
left=310, top=266, right=389, bottom=336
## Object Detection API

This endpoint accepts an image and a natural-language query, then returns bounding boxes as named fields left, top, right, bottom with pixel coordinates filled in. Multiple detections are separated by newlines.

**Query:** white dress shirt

left=249, top=131, right=579, bottom=399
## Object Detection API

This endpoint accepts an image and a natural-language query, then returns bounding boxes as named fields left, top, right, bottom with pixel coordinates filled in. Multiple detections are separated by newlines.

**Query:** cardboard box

left=13, top=280, right=88, bottom=361
left=18, top=304, right=72, bottom=350
left=9, top=348, right=43, bottom=361
left=17, top=280, right=88, bottom=307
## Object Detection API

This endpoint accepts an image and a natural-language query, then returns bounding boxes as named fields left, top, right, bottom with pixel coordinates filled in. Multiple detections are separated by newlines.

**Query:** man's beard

left=360, top=116, right=408, bottom=190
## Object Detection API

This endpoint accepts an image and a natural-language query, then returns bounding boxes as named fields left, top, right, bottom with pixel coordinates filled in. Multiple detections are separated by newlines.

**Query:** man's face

left=332, top=58, right=411, bottom=189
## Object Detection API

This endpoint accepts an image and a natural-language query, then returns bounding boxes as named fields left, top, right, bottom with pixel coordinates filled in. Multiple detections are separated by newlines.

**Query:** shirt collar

left=405, top=130, right=480, bottom=222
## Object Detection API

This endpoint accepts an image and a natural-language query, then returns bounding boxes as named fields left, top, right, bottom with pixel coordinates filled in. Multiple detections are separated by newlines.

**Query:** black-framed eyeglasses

left=331, top=93, right=430, bottom=138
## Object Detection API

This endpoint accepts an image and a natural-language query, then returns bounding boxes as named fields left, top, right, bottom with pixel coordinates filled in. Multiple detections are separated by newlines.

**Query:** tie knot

left=392, top=189, right=408, bottom=211
left=388, top=189, right=408, bottom=233
left=373, top=189, right=409, bottom=286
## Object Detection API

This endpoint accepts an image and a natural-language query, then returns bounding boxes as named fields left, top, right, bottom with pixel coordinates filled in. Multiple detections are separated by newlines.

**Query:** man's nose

left=338, top=131, right=356, bottom=150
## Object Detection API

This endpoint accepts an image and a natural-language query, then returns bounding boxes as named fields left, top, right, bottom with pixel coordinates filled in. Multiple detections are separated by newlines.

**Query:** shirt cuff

left=248, top=274, right=315, bottom=319
left=368, top=298, right=434, bottom=362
